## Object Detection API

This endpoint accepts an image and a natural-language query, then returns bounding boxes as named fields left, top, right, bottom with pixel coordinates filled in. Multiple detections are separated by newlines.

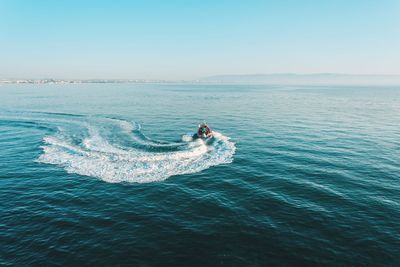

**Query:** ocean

left=1, top=83, right=399, bottom=266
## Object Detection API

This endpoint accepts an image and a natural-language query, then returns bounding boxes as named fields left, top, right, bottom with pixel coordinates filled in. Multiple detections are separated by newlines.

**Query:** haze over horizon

left=1, top=0, right=400, bottom=80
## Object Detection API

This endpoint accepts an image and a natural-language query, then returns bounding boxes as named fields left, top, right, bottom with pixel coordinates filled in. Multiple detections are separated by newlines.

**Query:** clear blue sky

left=1, top=0, right=399, bottom=79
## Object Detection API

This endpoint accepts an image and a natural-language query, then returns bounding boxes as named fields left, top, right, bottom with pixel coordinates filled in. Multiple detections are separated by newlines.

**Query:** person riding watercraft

left=194, top=123, right=213, bottom=139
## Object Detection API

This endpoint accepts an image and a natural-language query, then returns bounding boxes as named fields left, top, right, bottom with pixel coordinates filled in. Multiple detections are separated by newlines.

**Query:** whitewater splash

left=36, top=116, right=236, bottom=183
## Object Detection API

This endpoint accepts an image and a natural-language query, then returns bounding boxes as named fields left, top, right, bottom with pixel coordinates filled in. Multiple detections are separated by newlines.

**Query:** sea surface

left=1, top=83, right=399, bottom=266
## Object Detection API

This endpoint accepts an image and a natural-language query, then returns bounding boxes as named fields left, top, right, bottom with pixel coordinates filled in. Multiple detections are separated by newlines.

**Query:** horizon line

left=2, top=73, right=400, bottom=81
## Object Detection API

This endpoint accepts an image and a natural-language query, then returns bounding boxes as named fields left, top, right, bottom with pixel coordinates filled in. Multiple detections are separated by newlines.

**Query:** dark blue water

left=1, top=84, right=400, bottom=266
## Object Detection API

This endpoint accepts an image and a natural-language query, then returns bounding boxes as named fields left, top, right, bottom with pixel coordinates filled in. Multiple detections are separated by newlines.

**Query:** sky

left=1, top=0, right=400, bottom=80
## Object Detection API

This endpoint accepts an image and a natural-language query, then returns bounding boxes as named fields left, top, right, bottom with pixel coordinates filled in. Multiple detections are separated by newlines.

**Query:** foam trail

left=37, top=117, right=236, bottom=183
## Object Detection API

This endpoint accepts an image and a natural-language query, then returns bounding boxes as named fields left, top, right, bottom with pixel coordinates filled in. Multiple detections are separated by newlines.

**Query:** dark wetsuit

left=198, top=126, right=211, bottom=137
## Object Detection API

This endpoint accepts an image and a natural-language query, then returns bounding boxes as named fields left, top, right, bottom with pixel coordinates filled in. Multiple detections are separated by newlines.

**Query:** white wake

left=37, top=118, right=236, bottom=183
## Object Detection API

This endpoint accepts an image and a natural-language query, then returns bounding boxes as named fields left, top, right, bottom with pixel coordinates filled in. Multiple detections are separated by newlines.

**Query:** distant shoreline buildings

left=1, top=74, right=400, bottom=85
left=0, top=79, right=198, bottom=85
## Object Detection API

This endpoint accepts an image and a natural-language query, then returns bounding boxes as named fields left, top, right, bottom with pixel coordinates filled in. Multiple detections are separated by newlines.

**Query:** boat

left=193, top=123, right=213, bottom=140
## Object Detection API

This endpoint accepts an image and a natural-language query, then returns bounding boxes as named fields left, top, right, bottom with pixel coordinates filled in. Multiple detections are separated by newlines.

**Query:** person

left=198, top=123, right=212, bottom=138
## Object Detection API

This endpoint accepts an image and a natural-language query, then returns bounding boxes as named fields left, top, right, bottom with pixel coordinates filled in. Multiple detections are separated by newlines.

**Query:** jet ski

left=193, top=123, right=213, bottom=140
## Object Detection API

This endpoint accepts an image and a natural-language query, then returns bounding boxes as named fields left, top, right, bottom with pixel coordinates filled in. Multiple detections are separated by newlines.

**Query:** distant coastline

left=201, top=73, right=400, bottom=86
left=2, top=74, right=400, bottom=85
left=0, top=79, right=193, bottom=85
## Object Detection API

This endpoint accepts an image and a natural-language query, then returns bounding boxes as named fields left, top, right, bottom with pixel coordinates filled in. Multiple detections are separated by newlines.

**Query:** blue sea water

left=1, top=83, right=399, bottom=266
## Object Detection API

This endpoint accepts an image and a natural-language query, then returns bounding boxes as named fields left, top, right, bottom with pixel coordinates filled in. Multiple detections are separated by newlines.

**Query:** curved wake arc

left=37, top=117, right=236, bottom=183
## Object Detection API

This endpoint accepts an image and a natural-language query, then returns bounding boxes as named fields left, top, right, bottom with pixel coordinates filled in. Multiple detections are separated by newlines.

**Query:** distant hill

left=201, top=73, right=400, bottom=85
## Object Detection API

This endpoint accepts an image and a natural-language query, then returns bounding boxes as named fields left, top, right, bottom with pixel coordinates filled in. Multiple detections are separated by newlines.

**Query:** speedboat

left=193, top=123, right=213, bottom=140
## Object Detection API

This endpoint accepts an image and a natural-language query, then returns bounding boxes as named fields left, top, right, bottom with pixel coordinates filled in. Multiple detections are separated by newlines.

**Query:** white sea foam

left=37, top=118, right=236, bottom=183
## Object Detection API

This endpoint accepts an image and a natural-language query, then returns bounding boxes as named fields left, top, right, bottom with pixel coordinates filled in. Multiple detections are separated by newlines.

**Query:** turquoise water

left=1, top=84, right=400, bottom=266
